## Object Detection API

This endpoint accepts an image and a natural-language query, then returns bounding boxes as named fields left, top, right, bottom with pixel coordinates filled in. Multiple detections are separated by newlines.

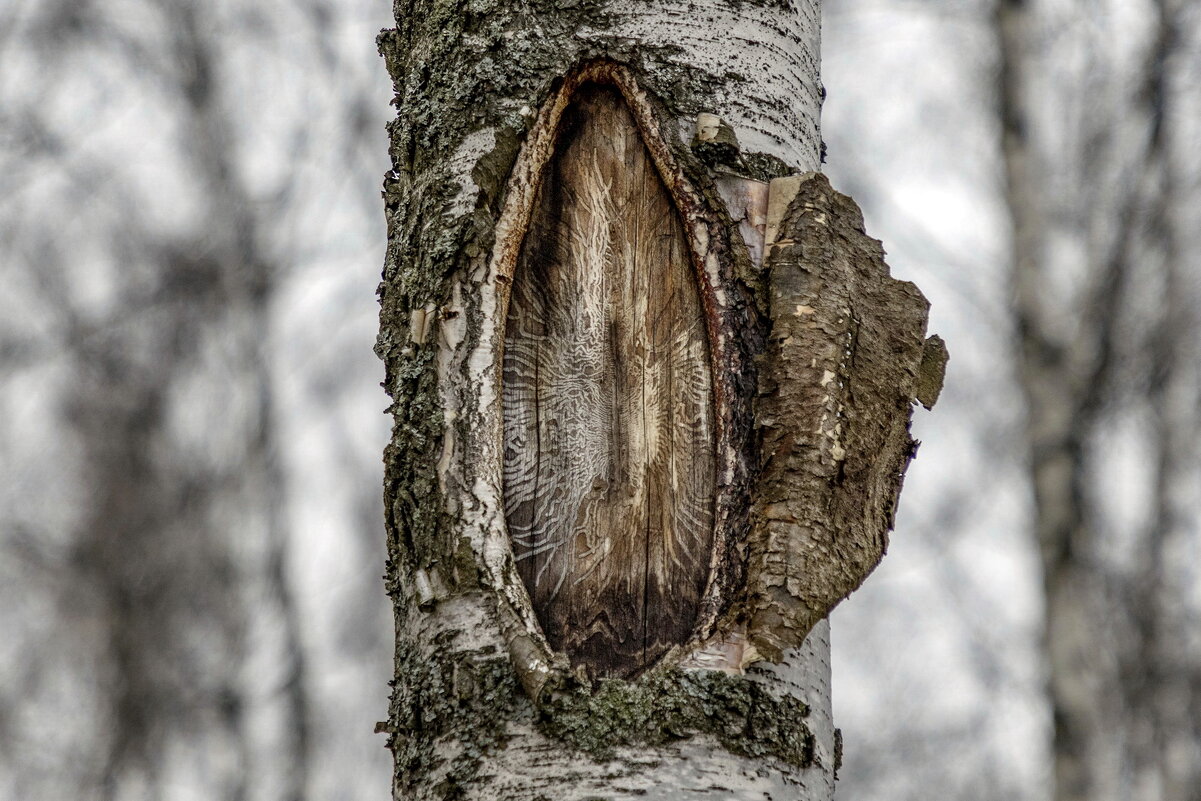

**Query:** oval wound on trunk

left=502, top=83, right=716, bottom=679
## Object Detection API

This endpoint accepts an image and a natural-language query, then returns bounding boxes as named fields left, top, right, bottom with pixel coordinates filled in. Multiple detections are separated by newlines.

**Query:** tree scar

left=502, top=83, right=716, bottom=679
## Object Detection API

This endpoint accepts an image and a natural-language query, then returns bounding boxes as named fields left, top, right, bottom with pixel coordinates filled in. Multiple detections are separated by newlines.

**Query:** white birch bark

left=378, top=3, right=832, bottom=799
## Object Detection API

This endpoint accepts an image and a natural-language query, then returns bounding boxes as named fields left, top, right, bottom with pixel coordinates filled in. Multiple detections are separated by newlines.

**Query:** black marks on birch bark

left=503, top=83, right=716, bottom=679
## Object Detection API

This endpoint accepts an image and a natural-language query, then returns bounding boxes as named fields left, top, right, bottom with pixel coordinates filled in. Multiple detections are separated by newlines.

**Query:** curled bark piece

left=692, top=112, right=741, bottom=166
left=746, top=172, right=937, bottom=662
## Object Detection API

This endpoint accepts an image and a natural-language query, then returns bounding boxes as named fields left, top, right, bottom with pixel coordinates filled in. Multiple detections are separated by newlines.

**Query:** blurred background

left=0, top=1, right=1198, bottom=800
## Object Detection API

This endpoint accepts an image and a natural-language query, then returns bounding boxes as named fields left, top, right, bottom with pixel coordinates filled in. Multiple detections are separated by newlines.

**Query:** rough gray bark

left=378, top=2, right=938, bottom=798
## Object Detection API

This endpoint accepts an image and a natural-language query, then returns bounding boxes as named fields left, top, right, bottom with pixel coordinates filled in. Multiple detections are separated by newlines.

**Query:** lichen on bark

left=537, top=669, right=815, bottom=767
left=386, top=636, right=817, bottom=800
left=379, top=2, right=836, bottom=798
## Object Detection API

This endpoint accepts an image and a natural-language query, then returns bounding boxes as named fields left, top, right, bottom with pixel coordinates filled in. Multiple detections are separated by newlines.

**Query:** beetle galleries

left=502, top=83, right=716, bottom=679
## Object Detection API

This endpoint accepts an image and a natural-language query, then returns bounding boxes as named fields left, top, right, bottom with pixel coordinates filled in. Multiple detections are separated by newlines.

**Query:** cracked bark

left=378, top=2, right=939, bottom=798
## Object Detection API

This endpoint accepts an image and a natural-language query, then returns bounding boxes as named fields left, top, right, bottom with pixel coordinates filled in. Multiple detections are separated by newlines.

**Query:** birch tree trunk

left=377, top=3, right=937, bottom=798
left=995, top=5, right=1118, bottom=798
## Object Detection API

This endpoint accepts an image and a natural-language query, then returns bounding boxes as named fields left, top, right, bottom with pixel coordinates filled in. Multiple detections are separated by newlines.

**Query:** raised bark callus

left=746, top=174, right=938, bottom=661
left=378, top=2, right=860, bottom=799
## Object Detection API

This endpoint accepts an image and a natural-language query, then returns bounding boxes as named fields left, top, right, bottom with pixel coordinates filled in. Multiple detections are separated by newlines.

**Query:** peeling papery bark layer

left=745, top=173, right=941, bottom=661
left=377, top=2, right=838, bottom=799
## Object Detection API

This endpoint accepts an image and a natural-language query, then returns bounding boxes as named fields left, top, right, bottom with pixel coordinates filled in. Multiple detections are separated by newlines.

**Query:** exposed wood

left=503, top=83, right=716, bottom=679
left=472, top=60, right=764, bottom=701
left=379, top=0, right=839, bottom=791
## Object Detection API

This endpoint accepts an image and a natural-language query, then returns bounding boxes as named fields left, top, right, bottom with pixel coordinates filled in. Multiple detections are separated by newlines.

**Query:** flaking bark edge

left=744, top=173, right=943, bottom=661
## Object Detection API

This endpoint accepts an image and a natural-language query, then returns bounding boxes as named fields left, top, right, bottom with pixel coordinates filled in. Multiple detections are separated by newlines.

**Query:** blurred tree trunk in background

left=997, top=0, right=1201, bottom=799
left=0, top=1, right=394, bottom=799
left=53, top=4, right=310, bottom=798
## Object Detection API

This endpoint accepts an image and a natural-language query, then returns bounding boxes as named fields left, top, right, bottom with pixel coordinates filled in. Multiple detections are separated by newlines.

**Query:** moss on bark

left=378, top=4, right=824, bottom=798
left=388, top=635, right=815, bottom=800
left=539, top=669, right=815, bottom=767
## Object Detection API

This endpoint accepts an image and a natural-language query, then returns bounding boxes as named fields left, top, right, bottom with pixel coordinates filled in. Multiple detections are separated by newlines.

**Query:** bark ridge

left=746, top=173, right=938, bottom=661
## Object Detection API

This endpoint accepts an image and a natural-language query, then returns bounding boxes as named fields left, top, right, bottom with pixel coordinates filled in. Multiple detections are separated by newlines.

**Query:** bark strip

left=745, top=173, right=939, bottom=661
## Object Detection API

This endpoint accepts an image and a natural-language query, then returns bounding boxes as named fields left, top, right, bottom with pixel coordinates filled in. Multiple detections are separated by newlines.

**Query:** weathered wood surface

left=503, top=84, right=715, bottom=679
left=745, top=173, right=938, bottom=661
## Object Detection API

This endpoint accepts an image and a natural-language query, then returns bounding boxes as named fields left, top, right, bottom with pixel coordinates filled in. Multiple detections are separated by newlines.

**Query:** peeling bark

left=376, top=2, right=936, bottom=798
left=744, top=173, right=936, bottom=661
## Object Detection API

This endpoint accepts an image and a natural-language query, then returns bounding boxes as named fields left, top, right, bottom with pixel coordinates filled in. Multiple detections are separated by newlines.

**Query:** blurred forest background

left=1, top=0, right=1198, bottom=800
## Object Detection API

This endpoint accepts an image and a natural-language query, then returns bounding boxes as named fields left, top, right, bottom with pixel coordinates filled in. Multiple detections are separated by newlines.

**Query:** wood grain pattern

left=502, top=84, right=715, bottom=679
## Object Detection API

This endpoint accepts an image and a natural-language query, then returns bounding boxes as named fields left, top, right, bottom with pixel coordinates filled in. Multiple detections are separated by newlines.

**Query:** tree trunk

left=995, top=1, right=1199, bottom=799
left=377, top=3, right=937, bottom=798
left=54, top=6, right=311, bottom=798
left=996, top=6, right=1117, bottom=797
